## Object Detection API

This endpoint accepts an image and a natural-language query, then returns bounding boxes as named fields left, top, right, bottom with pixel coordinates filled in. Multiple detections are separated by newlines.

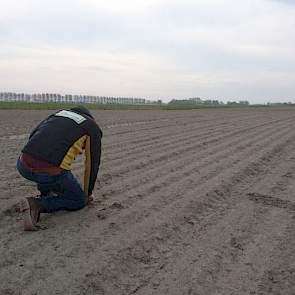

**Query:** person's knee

left=75, top=198, right=86, bottom=210
left=72, top=193, right=86, bottom=210
left=61, top=172, right=86, bottom=210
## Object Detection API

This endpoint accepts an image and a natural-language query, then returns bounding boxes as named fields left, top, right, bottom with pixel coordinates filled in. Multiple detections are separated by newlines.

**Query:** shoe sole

left=20, top=198, right=37, bottom=231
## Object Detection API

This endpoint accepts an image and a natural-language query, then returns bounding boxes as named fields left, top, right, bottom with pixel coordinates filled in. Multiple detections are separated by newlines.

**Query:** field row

left=1, top=108, right=295, bottom=295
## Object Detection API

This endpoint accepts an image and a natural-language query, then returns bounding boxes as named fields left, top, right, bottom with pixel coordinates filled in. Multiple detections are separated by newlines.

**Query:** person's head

left=70, top=105, right=94, bottom=119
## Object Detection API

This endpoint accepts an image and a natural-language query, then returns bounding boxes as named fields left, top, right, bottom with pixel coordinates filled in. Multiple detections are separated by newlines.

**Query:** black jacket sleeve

left=83, top=123, right=102, bottom=196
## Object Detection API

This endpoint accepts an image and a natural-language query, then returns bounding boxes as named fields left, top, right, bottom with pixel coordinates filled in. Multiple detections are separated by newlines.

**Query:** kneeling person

left=16, top=106, right=102, bottom=230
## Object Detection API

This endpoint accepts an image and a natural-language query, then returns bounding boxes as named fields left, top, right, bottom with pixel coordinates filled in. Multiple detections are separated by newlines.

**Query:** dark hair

left=70, top=105, right=94, bottom=119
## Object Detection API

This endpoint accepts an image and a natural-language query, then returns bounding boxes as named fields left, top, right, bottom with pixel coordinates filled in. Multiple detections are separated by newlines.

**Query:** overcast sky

left=0, top=0, right=294, bottom=103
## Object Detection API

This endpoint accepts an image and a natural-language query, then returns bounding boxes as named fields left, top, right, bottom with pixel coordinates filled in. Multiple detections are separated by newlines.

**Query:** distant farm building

left=169, top=98, right=221, bottom=105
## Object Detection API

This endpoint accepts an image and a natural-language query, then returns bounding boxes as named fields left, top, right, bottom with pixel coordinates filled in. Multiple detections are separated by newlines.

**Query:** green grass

left=0, top=101, right=266, bottom=110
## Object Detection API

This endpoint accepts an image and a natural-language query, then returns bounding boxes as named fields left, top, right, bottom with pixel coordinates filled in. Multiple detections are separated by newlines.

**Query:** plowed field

left=1, top=108, right=295, bottom=295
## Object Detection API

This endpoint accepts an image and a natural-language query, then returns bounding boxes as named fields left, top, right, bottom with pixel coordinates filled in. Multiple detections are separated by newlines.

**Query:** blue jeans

left=16, top=158, right=86, bottom=213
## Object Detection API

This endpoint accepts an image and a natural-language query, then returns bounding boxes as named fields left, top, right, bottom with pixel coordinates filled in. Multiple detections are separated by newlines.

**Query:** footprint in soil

left=96, top=202, right=125, bottom=220
left=109, top=202, right=124, bottom=210
left=230, top=236, right=244, bottom=251
left=96, top=211, right=107, bottom=220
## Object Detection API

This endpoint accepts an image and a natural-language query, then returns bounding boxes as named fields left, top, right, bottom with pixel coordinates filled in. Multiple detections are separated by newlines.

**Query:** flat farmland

left=1, top=108, right=295, bottom=295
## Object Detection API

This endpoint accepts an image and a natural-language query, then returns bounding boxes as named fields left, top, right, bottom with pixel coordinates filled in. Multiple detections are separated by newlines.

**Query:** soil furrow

left=1, top=108, right=295, bottom=295
left=135, top=147, right=295, bottom=294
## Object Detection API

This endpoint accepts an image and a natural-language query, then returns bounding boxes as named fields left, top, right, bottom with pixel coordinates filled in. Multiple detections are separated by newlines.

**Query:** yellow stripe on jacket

left=59, top=135, right=92, bottom=195
left=84, top=136, right=91, bottom=195
left=60, top=135, right=87, bottom=170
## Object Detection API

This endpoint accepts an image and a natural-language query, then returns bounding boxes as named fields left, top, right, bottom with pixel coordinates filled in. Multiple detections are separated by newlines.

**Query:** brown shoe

left=20, top=197, right=43, bottom=231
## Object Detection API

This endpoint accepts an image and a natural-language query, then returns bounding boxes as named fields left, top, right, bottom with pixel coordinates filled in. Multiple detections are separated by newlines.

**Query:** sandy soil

left=0, top=107, right=295, bottom=295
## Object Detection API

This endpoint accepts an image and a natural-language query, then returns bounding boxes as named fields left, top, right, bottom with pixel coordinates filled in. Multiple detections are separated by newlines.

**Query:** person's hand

left=87, top=194, right=95, bottom=205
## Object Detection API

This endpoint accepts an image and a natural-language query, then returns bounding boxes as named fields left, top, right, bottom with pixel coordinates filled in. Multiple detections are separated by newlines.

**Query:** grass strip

left=0, top=102, right=268, bottom=110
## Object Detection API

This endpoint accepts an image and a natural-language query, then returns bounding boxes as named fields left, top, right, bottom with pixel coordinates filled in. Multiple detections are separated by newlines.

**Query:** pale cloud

left=82, top=0, right=172, bottom=13
left=0, top=0, right=294, bottom=103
